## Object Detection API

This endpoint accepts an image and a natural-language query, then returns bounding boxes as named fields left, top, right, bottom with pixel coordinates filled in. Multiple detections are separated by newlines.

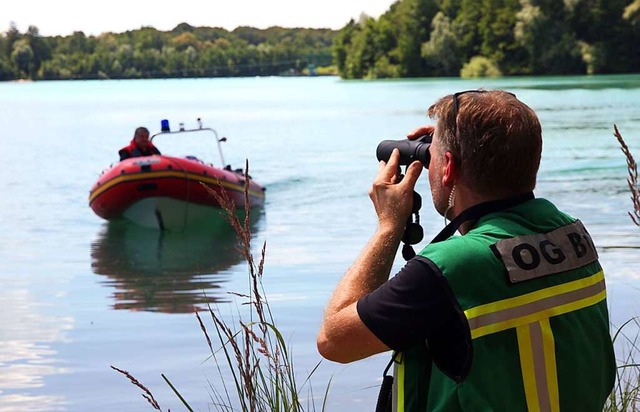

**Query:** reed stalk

left=200, top=160, right=326, bottom=411
left=613, top=125, right=640, bottom=226
left=110, top=366, right=163, bottom=410
left=605, top=126, right=640, bottom=411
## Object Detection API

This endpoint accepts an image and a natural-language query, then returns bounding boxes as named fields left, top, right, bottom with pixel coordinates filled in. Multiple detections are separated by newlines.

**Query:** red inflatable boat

left=89, top=122, right=266, bottom=230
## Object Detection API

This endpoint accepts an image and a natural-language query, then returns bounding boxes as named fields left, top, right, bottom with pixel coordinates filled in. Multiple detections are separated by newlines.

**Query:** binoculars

left=376, top=133, right=432, bottom=168
left=374, top=133, right=433, bottom=260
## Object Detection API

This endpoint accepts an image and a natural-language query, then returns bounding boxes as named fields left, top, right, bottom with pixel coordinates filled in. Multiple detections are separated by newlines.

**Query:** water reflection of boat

left=90, top=215, right=261, bottom=313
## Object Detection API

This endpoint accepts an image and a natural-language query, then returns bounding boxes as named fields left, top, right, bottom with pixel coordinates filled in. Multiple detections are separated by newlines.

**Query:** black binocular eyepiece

left=375, top=133, right=432, bottom=168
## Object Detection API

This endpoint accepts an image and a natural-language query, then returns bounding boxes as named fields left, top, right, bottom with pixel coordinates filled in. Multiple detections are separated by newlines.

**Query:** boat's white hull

left=123, top=197, right=232, bottom=231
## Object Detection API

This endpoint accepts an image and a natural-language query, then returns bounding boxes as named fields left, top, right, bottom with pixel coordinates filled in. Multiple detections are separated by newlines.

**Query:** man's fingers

left=407, top=125, right=435, bottom=140
left=400, top=161, right=423, bottom=188
left=377, top=149, right=400, bottom=182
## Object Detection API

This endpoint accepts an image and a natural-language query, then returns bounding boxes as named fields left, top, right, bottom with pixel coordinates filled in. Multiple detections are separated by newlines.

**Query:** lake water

left=0, top=75, right=639, bottom=411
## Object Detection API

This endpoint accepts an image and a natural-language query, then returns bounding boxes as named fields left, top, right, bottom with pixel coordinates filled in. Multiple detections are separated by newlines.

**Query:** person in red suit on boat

left=118, top=127, right=161, bottom=161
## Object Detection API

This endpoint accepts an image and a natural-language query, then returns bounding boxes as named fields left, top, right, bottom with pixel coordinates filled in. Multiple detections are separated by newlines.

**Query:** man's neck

left=450, top=186, right=522, bottom=235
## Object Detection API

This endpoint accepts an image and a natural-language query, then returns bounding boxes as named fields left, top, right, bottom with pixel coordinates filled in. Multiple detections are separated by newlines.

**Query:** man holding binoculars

left=317, top=90, right=615, bottom=411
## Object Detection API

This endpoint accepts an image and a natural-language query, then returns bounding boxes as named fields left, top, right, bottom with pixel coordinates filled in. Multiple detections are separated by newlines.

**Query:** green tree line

left=0, top=22, right=336, bottom=80
left=334, top=0, right=640, bottom=78
left=3, top=0, right=640, bottom=81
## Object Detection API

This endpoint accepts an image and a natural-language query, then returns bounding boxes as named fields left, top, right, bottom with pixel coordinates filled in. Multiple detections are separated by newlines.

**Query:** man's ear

left=442, top=151, right=458, bottom=188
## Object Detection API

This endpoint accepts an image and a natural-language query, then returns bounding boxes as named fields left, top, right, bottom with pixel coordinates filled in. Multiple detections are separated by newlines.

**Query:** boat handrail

left=150, top=120, right=227, bottom=167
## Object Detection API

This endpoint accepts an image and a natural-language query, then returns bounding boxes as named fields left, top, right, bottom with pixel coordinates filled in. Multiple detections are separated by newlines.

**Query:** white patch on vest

left=133, top=158, right=160, bottom=165
left=493, top=220, right=598, bottom=284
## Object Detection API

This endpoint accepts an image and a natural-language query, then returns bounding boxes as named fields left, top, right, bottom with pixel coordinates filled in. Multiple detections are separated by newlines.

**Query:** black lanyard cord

left=431, top=192, right=535, bottom=244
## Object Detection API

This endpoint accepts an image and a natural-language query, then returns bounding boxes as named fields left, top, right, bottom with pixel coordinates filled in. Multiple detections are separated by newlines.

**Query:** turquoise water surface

left=0, top=75, right=638, bottom=411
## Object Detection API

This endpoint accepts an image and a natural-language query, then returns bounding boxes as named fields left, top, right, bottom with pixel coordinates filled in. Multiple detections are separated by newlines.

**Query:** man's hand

left=407, top=125, right=435, bottom=140
left=369, top=148, right=423, bottom=234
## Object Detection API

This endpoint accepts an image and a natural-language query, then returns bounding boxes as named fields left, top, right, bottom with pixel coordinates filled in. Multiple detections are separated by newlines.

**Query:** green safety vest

left=392, top=198, right=616, bottom=412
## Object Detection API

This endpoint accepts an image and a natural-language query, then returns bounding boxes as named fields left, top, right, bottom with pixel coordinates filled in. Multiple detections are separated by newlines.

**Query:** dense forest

left=2, top=0, right=640, bottom=81
left=335, top=0, right=640, bottom=78
left=0, top=23, right=336, bottom=80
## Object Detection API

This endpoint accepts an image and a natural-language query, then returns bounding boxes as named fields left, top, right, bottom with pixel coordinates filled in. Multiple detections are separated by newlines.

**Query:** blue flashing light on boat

left=161, top=119, right=170, bottom=132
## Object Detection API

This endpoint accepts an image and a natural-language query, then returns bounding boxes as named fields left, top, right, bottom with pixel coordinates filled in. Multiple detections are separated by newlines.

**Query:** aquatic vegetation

left=605, top=318, right=640, bottom=412
left=605, top=126, right=640, bottom=411
left=613, top=125, right=640, bottom=226
left=193, top=162, right=326, bottom=411
left=110, top=365, right=163, bottom=410
left=112, top=161, right=328, bottom=411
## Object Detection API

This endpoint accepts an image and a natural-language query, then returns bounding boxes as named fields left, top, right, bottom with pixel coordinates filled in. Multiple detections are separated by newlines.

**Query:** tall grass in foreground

left=112, top=160, right=327, bottom=411
left=605, top=126, right=640, bottom=412
left=614, top=125, right=640, bottom=227
left=605, top=318, right=640, bottom=412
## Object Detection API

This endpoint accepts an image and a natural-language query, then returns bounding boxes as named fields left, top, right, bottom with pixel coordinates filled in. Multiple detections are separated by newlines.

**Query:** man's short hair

left=427, top=90, right=542, bottom=197
left=134, top=126, right=149, bottom=137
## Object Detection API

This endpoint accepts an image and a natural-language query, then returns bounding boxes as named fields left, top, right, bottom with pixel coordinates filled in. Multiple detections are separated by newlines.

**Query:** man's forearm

left=324, top=225, right=403, bottom=315
left=318, top=150, right=422, bottom=362
left=316, top=225, right=403, bottom=362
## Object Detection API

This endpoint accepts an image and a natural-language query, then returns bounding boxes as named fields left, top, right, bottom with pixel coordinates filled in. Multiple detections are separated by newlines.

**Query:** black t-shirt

left=356, top=255, right=472, bottom=381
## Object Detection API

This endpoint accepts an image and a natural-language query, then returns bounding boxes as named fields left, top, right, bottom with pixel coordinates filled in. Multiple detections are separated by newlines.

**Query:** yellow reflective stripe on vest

left=465, top=270, right=605, bottom=412
left=517, top=319, right=559, bottom=412
left=465, top=270, right=606, bottom=339
left=393, top=353, right=405, bottom=412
